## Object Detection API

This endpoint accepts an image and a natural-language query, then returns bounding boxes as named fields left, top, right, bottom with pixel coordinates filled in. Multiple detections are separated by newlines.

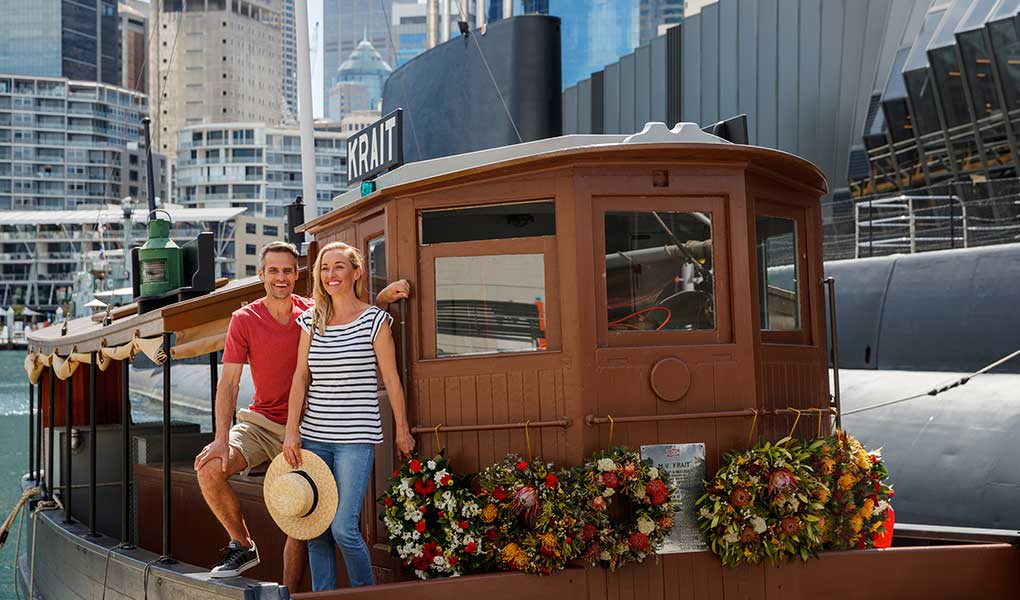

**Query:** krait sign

left=347, top=109, right=403, bottom=185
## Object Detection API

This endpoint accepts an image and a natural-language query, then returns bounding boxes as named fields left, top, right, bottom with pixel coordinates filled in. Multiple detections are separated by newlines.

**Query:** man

left=194, top=241, right=408, bottom=585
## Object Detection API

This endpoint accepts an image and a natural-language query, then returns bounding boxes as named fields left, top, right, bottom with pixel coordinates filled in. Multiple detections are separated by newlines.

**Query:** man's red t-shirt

left=221, top=295, right=314, bottom=424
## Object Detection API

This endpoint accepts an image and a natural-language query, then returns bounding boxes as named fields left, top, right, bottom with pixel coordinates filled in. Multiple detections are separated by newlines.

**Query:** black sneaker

left=209, top=540, right=259, bottom=578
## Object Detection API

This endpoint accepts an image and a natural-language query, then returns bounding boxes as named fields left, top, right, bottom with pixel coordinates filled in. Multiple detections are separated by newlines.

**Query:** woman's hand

left=283, top=430, right=303, bottom=468
left=395, top=427, right=415, bottom=459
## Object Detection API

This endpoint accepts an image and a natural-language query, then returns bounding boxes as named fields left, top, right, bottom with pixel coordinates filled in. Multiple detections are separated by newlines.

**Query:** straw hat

left=264, top=450, right=338, bottom=540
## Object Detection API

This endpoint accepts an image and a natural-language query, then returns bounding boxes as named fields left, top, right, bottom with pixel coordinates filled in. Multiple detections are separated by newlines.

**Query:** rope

left=747, top=408, right=758, bottom=446
left=786, top=407, right=802, bottom=439
left=0, top=486, right=42, bottom=550
left=470, top=31, right=523, bottom=144
left=606, top=414, right=614, bottom=449
left=434, top=423, right=443, bottom=453
left=524, top=420, right=532, bottom=460
left=843, top=347, right=1020, bottom=416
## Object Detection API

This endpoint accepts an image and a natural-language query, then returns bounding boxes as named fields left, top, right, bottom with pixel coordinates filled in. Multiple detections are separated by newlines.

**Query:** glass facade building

left=0, top=0, right=121, bottom=85
left=488, top=0, right=678, bottom=88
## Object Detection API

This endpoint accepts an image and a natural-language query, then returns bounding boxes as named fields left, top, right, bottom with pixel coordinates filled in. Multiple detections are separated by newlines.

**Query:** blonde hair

left=311, top=241, right=366, bottom=335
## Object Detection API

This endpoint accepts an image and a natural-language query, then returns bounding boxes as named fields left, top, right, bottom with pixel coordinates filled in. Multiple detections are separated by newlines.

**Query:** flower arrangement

left=696, top=438, right=827, bottom=567
left=809, top=432, right=893, bottom=550
left=379, top=452, right=486, bottom=579
left=574, top=447, right=680, bottom=571
left=476, top=454, right=585, bottom=575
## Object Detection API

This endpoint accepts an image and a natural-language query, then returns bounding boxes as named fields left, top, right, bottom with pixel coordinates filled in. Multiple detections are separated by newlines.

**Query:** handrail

left=824, top=277, right=842, bottom=430
left=895, top=523, right=1020, bottom=545
left=584, top=407, right=814, bottom=426
left=411, top=418, right=571, bottom=434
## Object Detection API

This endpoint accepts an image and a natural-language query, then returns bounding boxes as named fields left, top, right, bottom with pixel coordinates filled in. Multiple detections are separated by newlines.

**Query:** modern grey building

left=0, top=0, right=121, bottom=86
left=280, top=0, right=298, bottom=122
left=326, top=38, right=392, bottom=123
left=174, top=121, right=347, bottom=221
left=323, top=0, right=395, bottom=111
left=0, top=74, right=168, bottom=212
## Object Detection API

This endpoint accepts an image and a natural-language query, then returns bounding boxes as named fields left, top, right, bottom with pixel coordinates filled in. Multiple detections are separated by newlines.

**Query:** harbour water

left=0, top=350, right=215, bottom=599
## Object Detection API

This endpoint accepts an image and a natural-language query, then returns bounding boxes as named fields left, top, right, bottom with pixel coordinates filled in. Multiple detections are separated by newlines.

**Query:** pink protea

left=768, top=468, right=798, bottom=496
left=511, top=484, right=540, bottom=527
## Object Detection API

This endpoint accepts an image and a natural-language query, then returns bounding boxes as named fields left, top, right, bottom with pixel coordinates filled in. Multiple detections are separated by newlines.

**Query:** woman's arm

left=283, top=329, right=312, bottom=467
left=373, top=319, right=415, bottom=458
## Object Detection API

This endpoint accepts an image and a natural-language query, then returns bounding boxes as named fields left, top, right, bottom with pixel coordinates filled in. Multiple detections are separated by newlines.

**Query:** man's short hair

left=258, top=241, right=300, bottom=270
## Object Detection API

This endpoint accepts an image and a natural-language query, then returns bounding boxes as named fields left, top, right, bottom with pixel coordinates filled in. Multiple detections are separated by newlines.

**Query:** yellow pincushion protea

left=837, top=473, right=856, bottom=490
left=849, top=515, right=863, bottom=534
left=539, top=532, right=558, bottom=550
left=860, top=498, right=875, bottom=519
left=481, top=503, right=499, bottom=523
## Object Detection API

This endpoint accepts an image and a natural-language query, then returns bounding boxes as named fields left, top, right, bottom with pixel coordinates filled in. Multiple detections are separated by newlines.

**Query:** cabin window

left=420, top=201, right=555, bottom=245
left=420, top=200, right=558, bottom=359
left=434, top=254, right=547, bottom=356
left=756, top=215, right=800, bottom=331
left=367, top=235, right=386, bottom=301
left=604, top=211, right=715, bottom=332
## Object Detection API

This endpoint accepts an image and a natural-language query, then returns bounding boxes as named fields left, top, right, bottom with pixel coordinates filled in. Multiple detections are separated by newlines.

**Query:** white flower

left=599, top=550, right=611, bottom=561
left=602, top=487, right=616, bottom=497
left=427, top=460, right=437, bottom=470
left=433, top=469, right=449, bottom=484
left=597, top=458, right=617, bottom=472
left=722, top=531, right=739, bottom=544
left=637, top=517, right=656, bottom=535
left=411, top=530, right=420, bottom=540
left=698, top=507, right=712, bottom=519
left=786, top=497, right=800, bottom=512
left=633, top=485, right=646, bottom=500
left=648, top=467, right=659, bottom=480
left=751, top=516, right=767, bottom=534
left=877, top=500, right=890, bottom=514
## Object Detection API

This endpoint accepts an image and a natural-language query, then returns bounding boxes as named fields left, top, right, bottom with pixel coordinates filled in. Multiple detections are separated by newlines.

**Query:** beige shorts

left=228, top=408, right=286, bottom=475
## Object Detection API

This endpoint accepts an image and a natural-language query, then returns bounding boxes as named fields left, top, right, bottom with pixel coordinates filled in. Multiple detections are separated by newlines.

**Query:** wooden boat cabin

left=18, top=123, right=1019, bottom=599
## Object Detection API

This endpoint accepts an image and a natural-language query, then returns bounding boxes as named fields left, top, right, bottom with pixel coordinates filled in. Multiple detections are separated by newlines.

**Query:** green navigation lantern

left=138, top=209, right=183, bottom=297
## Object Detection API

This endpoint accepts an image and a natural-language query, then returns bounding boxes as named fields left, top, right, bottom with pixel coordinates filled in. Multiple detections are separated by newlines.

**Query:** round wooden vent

left=650, top=357, right=691, bottom=402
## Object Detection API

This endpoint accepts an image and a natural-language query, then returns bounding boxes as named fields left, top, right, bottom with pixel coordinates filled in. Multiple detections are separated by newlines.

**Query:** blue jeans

left=303, top=439, right=376, bottom=590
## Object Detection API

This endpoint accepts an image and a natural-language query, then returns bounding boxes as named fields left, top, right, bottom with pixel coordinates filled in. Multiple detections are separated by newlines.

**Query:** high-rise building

left=174, top=121, right=347, bottom=220
left=391, top=0, right=477, bottom=68
left=280, top=0, right=298, bottom=122
left=640, top=0, right=684, bottom=42
left=149, top=0, right=285, bottom=159
left=0, top=74, right=168, bottom=213
left=322, top=0, right=394, bottom=111
left=119, top=1, right=148, bottom=93
left=326, top=38, right=391, bottom=122
left=0, top=0, right=121, bottom=86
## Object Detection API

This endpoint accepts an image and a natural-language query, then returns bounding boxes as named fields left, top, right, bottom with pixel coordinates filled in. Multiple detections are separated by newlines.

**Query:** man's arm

left=375, top=279, right=410, bottom=308
left=193, top=362, right=243, bottom=471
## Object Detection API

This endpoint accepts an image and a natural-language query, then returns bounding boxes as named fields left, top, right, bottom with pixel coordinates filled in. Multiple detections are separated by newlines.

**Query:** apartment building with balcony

left=0, top=74, right=168, bottom=211
left=174, top=121, right=348, bottom=222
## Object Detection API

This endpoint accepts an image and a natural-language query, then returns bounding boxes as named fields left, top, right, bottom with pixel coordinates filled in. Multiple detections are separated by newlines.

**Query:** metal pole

left=960, top=197, right=969, bottom=248
left=36, top=377, right=43, bottom=487
left=426, top=0, right=439, bottom=48
left=121, top=356, right=133, bottom=547
left=161, top=333, right=173, bottom=561
left=399, top=300, right=408, bottom=388
left=294, top=0, right=317, bottom=230
left=28, top=382, right=34, bottom=482
left=47, top=368, right=54, bottom=499
left=824, top=277, right=842, bottom=431
left=64, top=376, right=74, bottom=524
left=949, top=195, right=955, bottom=250
left=88, top=352, right=97, bottom=537
left=908, top=197, right=916, bottom=254
left=209, top=351, right=217, bottom=436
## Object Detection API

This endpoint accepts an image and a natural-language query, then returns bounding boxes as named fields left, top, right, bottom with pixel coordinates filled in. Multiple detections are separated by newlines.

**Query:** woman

left=283, top=241, right=415, bottom=590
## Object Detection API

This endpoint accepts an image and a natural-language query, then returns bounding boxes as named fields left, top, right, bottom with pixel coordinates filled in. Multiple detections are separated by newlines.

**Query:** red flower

left=871, top=454, right=879, bottom=464
left=601, top=472, right=620, bottom=489
left=409, top=459, right=422, bottom=474
left=564, top=536, right=573, bottom=545
left=516, top=460, right=529, bottom=471
left=420, top=506, right=428, bottom=513
left=545, top=473, right=558, bottom=488
left=581, top=523, right=597, bottom=541
left=539, top=545, right=555, bottom=556
left=438, top=511, right=445, bottom=518
left=628, top=532, right=649, bottom=552
left=591, top=496, right=607, bottom=511
left=441, top=474, right=453, bottom=486
left=459, top=520, right=469, bottom=529
left=739, top=526, right=759, bottom=544
left=729, top=487, right=751, bottom=508
left=464, top=542, right=477, bottom=554
left=448, top=555, right=459, bottom=566
left=493, top=486, right=508, bottom=501
left=383, top=496, right=393, bottom=508
left=486, top=528, right=498, bottom=541
left=393, top=469, right=399, bottom=477
left=780, top=517, right=801, bottom=536
left=646, top=479, right=669, bottom=505
left=414, top=479, right=428, bottom=495
left=621, top=463, right=638, bottom=479
left=415, top=520, right=427, bottom=532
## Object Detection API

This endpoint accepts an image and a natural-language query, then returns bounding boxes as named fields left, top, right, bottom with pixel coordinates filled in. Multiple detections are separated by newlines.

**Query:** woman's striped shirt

left=297, top=305, right=392, bottom=444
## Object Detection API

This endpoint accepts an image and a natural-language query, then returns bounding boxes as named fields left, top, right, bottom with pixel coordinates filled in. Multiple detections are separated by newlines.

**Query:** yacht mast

left=295, top=0, right=318, bottom=233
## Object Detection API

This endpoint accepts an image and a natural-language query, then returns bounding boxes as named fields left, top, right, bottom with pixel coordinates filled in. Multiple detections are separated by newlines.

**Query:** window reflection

left=604, top=211, right=714, bottom=332
left=367, top=236, right=386, bottom=300
left=756, top=216, right=800, bottom=331
left=434, top=254, right=547, bottom=356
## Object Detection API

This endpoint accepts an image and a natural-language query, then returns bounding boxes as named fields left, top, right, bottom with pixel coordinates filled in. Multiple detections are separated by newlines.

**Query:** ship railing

left=854, top=194, right=968, bottom=258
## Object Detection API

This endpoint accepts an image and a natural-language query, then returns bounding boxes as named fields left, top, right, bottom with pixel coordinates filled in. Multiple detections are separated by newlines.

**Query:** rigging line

left=154, top=7, right=186, bottom=133
left=470, top=28, right=523, bottom=144
left=842, top=347, right=1020, bottom=416
left=377, top=0, right=423, bottom=161
left=130, top=0, right=164, bottom=96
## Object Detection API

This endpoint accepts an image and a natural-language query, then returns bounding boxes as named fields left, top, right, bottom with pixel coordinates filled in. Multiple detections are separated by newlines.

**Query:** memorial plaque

left=640, top=443, right=707, bottom=553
